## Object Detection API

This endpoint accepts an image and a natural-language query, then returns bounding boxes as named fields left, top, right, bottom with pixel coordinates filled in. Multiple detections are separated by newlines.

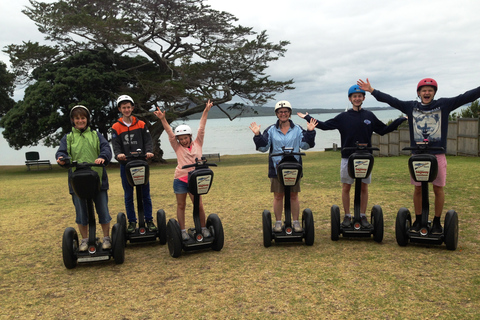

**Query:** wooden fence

left=371, top=118, right=480, bottom=156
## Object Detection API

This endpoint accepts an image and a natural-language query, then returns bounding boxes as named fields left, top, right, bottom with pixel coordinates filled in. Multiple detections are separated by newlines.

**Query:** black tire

left=166, top=219, right=182, bottom=258
left=331, top=205, right=340, bottom=241
left=395, top=207, right=411, bottom=247
left=444, top=210, right=458, bottom=251
left=62, top=227, right=78, bottom=269
left=262, top=210, right=272, bottom=247
left=116, top=212, right=127, bottom=246
left=112, top=223, right=125, bottom=264
left=302, top=209, right=315, bottom=246
left=207, top=214, right=224, bottom=251
left=371, top=205, right=384, bottom=243
left=156, top=209, right=167, bottom=245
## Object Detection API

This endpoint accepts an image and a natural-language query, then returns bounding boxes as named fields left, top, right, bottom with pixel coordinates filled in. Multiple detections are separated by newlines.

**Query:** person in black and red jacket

left=111, top=95, right=157, bottom=233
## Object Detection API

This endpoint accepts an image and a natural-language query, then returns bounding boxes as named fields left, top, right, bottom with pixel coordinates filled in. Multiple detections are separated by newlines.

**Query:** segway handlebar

left=270, top=147, right=305, bottom=158
left=402, top=140, right=445, bottom=153
left=125, top=149, right=147, bottom=161
left=182, top=157, right=218, bottom=169
left=58, top=157, right=105, bottom=168
left=342, top=142, right=379, bottom=152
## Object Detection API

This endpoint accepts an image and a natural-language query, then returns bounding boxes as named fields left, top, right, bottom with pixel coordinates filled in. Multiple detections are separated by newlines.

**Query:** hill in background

left=183, top=104, right=397, bottom=120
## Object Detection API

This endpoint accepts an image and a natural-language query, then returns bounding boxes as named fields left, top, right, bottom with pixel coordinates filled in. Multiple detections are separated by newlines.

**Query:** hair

left=71, top=107, right=89, bottom=119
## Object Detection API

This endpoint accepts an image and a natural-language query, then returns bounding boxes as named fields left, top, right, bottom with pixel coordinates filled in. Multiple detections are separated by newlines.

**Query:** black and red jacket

left=111, top=116, right=153, bottom=160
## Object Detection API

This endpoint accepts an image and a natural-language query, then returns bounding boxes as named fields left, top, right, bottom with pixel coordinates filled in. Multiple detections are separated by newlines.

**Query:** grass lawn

left=0, top=151, right=479, bottom=319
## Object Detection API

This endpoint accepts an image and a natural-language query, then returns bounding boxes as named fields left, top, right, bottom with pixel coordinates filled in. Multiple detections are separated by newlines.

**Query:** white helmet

left=274, top=100, right=292, bottom=112
left=174, top=124, right=192, bottom=136
left=116, top=95, right=134, bottom=107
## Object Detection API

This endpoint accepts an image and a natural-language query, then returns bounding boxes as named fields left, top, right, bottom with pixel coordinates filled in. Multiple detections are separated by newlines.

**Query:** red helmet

left=417, top=78, right=438, bottom=92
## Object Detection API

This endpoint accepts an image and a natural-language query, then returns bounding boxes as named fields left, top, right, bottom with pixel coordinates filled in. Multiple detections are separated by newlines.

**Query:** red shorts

left=410, top=154, right=447, bottom=187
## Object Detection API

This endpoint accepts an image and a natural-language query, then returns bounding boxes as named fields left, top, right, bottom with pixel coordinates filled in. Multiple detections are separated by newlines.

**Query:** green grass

left=1, top=151, right=479, bottom=319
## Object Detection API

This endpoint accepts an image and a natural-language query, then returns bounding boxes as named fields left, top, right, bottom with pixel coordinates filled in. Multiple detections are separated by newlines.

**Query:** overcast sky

left=2, top=0, right=480, bottom=110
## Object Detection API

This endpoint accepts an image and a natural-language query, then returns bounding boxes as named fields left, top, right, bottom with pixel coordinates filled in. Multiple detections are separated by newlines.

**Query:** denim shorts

left=72, top=190, right=111, bottom=225
left=173, top=179, right=189, bottom=194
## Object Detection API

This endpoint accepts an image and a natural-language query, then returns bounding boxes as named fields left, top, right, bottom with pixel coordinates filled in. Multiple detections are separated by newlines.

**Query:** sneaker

left=431, top=220, right=443, bottom=235
left=341, top=215, right=352, bottom=228
left=102, top=236, right=111, bottom=250
left=273, top=221, right=282, bottom=232
left=181, top=230, right=190, bottom=241
left=146, top=221, right=158, bottom=232
left=293, top=220, right=303, bottom=232
left=127, top=222, right=136, bottom=233
left=360, top=215, right=372, bottom=228
left=410, top=219, right=421, bottom=233
left=79, top=238, right=88, bottom=252
left=202, top=227, right=211, bottom=238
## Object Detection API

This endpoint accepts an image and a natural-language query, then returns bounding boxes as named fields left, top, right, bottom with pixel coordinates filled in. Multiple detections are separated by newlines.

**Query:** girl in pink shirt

left=154, top=100, right=213, bottom=240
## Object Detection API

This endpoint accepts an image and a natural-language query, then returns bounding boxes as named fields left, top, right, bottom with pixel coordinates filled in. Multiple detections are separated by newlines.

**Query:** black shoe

left=360, top=216, right=372, bottom=228
left=341, top=216, right=351, bottom=228
left=410, top=219, right=421, bottom=233
left=431, top=220, right=443, bottom=235
left=146, top=221, right=158, bottom=232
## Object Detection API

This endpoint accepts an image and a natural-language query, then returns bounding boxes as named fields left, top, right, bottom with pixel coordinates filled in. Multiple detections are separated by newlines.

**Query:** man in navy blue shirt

left=298, top=85, right=406, bottom=229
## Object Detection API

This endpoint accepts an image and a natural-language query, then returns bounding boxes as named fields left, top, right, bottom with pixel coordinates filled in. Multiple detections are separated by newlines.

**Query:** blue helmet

left=348, top=85, right=365, bottom=97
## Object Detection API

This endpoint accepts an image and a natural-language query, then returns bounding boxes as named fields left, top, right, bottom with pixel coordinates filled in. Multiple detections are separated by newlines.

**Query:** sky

left=2, top=0, right=480, bottom=110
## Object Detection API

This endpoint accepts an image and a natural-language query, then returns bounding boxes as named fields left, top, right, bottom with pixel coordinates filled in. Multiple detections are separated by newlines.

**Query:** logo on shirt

left=364, top=119, right=371, bottom=125
left=124, top=134, right=138, bottom=145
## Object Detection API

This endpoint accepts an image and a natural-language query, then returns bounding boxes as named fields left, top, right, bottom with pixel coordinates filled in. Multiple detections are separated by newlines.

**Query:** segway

left=330, top=143, right=384, bottom=242
left=262, top=147, right=314, bottom=247
left=61, top=159, right=125, bottom=269
left=395, top=140, right=458, bottom=250
left=116, top=150, right=166, bottom=245
left=166, top=157, right=224, bottom=258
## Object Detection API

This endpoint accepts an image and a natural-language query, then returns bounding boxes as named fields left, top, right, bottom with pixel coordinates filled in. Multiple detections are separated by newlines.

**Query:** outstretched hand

left=357, top=78, right=374, bottom=93
left=205, top=99, right=213, bottom=112
left=154, top=106, right=165, bottom=120
left=249, top=122, right=261, bottom=136
left=307, top=118, right=317, bottom=131
left=297, top=112, right=308, bottom=119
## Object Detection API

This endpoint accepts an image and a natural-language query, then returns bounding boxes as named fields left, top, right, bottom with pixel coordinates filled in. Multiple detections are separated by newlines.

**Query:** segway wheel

left=371, top=205, right=384, bottom=243
left=62, top=227, right=78, bottom=269
left=330, top=205, right=341, bottom=241
left=262, top=210, right=272, bottom=247
left=302, top=208, right=315, bottom=246
left=116, top=212, right=127, bottom=246
left=156, top=209, right=167, bottom=245
left=395, top=207, right=411, bottom=247
left=112, top=223, right=125, bottom=264
left=207, top=214, right=224, bottom=251
left=444, top=210, right=459, bottom=251
left=166, top=219, right=182, bottom=258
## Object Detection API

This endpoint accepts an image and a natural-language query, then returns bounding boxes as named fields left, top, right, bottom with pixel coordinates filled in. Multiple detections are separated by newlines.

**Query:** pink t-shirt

left=166, top=121, right=205, bottom=180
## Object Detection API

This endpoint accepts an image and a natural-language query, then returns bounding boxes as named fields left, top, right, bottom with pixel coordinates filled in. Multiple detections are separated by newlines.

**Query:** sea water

left=0, top=108, right=404, bottom=165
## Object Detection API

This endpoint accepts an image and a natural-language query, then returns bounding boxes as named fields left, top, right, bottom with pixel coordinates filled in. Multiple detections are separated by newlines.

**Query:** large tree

left=2, top=0, right=293, bottom=160
left=0, top=61, right=15, bottom=117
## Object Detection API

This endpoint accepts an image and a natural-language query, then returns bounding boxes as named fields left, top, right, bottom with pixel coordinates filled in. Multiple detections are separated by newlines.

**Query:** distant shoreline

left=183, top=105, right=397, bottom=120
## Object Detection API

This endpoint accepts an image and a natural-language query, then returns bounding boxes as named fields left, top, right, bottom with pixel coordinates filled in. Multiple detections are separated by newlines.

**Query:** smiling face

left=118, top=102, right=134, bottom=118
left=275, top=107, right=291, bottom=122
left=73, top=115, right=88, bottom=130
left=348, top=93, right=365, bottom=109
left=177, top=134, right=192, bottom=148
left=418, top=86, right=436, bottom=104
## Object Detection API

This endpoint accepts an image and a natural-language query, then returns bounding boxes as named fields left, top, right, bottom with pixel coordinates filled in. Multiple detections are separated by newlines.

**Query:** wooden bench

left=202, top=153, right=221, bottom=162
left=25, top=151, right=52, bottom=171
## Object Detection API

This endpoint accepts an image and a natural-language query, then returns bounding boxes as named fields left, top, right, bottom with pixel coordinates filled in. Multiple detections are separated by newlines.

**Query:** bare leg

left=176, top=193, right=188, bottom=229
left=290, top=192, right=300, bottom=221
left=433, top=185, right=445, bottom=218
left=101, top=223, right=110, bottom=237
left=360, top=182, right=368, bottom=214
left=273, top=192, right=284, bottom=221
left=341, top=183, right=352, bottom=215
left=78, top=224, right=88, bottom=239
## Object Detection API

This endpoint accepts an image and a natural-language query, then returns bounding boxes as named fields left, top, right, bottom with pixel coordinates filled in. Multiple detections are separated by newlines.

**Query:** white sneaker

left=102, top=236, right=111, bottom=250
left=181, top=230, right=190, bottom=241
left=293, top=220, right=303, bottom=232
left=79, top=238, right=88, bottom=251
left=202, top=227, right=211, bottom=238
left=273, top=221, right=282, bottom=232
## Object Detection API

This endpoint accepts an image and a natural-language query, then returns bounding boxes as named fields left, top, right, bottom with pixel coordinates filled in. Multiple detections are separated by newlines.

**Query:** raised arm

left=357, top=78, right=374, bottom=93
left=199, top=99, right=213, bottom=128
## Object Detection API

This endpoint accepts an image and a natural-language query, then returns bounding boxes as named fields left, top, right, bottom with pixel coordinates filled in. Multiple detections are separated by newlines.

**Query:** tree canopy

left=0, top=61, right=15, bottom=117
left=2, top=0, right=294, bottom=159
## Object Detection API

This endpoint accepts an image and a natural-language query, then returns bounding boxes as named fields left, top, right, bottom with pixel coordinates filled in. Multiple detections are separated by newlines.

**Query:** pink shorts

left=410, top=154, right=447, bottom=187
